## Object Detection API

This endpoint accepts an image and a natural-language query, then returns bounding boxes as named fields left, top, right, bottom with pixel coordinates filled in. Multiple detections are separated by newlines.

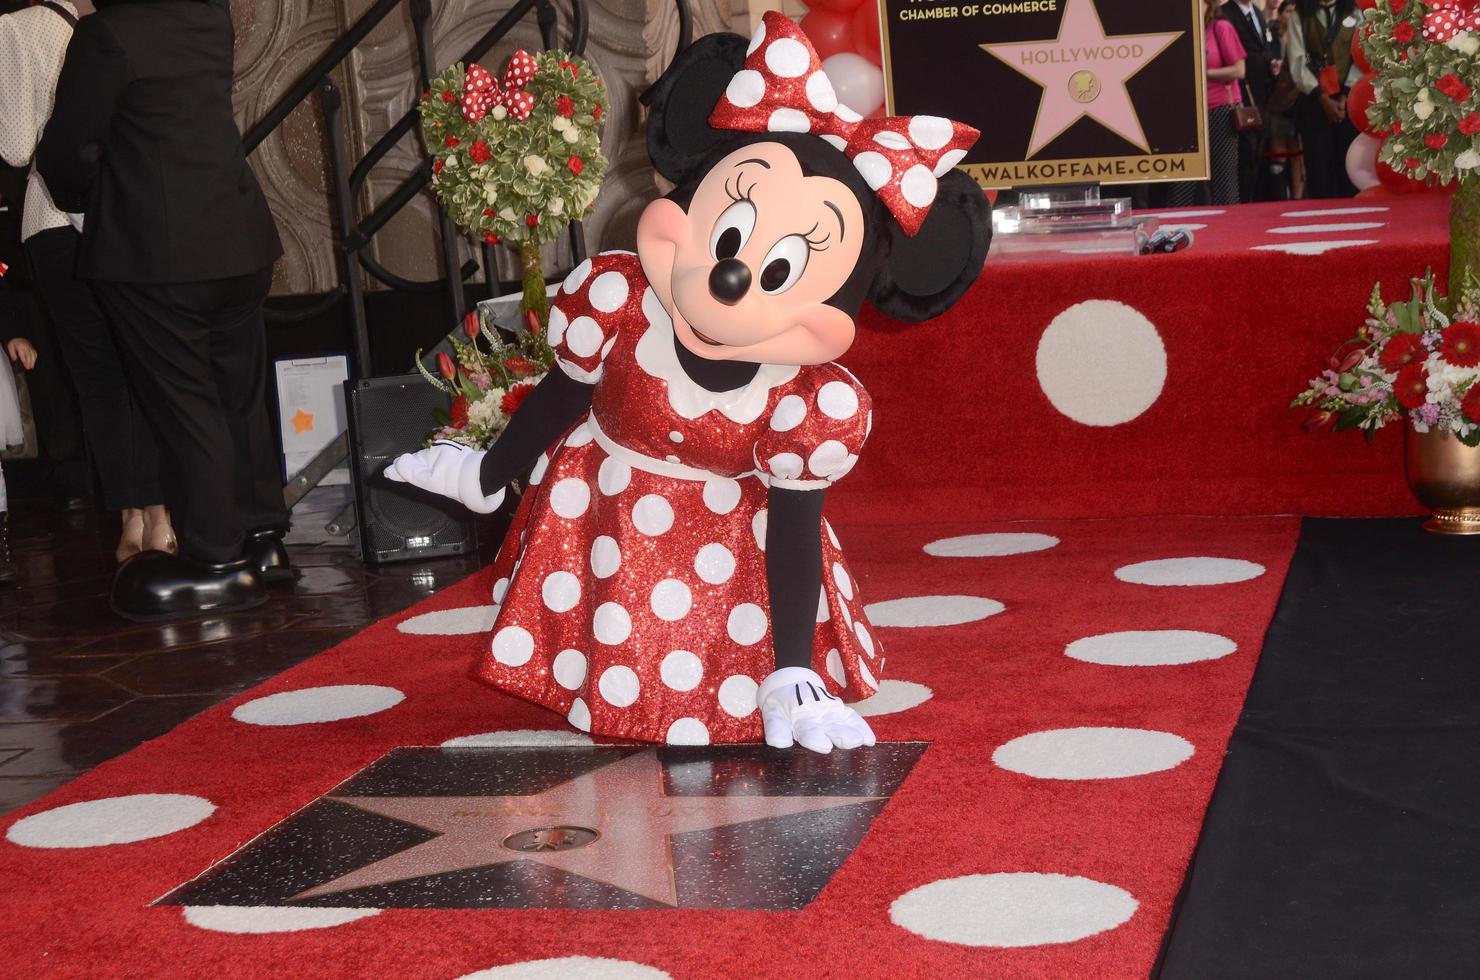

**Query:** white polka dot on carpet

left=890, top=873, right=1138, bottom=947
left=232, top=685, right=404, bottom=726
left=6, top=794, right=215, bottom=848
left=865, top=595, right=1004, bottom=628
left=1115, top=556, right=1264, bottom=586
left=1066, top=630, right=1237, bottom=666
left=993, top=727, right=1194, bottom=779
left=456, top=958, right=671, bottom=980
left=441, top=730, right=594, bottom=748
left=396, top=605, right=499, bottom=635
left=1035, top=300, right=1166, bottom=426
left=182, top=906, right=381, bottom=934
left=849, top=680, right=932, bottom=717
left=923, top=532, right=1059, bottom=557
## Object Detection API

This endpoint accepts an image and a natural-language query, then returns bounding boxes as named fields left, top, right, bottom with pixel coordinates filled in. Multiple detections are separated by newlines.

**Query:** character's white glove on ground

left=758, top=666, right=877, bottom=754
left=383, top=440, right=506, bottom=514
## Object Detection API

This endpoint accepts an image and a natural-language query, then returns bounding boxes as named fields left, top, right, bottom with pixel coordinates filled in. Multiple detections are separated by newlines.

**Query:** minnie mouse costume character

left=388, top=13, right=991, bottom=752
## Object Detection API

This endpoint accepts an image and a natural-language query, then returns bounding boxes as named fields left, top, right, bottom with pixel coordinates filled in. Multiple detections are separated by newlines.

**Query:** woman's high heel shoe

left=116, top=509, right=145, bottom=563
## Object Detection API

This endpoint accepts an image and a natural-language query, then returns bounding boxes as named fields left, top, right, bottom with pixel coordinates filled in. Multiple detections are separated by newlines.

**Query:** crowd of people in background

left=1173, top=0, right=1360, bottom=205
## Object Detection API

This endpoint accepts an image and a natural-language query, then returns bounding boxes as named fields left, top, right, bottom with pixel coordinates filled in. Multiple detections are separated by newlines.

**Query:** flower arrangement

left=1360, top=0, right=1479, bottom=277
left=415, top=308, right=555, bottom=449
left=1292, top=270, right=1480, bottom=441
left=418, top=49, right=607, bottom=324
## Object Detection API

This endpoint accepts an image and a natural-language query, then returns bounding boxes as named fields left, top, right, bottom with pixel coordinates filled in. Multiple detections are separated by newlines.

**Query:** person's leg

left=25, top=228, right=164, bottom=513
left=1295, top=96, right=1334, bottom=198
left=15, top=293, right=91, bottom=506
left=1211, top=108, right=1242, bottom=205
left=207, top=268, right=288, bottom=538
left=1237, top=125, right=1265, bottom=203
left=1332, top=118, right=1359, bottom=197
left=93, top=280, right=243, bottom=564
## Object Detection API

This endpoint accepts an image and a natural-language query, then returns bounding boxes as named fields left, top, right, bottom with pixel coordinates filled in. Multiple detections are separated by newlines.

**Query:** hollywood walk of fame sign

left=878, top=0, right=1208, bottom=189
left=159, top=743, right=927, bottom=911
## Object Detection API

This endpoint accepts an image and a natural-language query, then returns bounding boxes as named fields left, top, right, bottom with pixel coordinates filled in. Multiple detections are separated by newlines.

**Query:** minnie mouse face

left=638, top=15, right=993, bottom=371
left=637, top=141, right=866, bottom=366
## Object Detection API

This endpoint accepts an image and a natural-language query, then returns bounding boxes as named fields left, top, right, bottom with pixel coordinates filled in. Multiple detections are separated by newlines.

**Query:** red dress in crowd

left=477, top=252, right=883, bottom=744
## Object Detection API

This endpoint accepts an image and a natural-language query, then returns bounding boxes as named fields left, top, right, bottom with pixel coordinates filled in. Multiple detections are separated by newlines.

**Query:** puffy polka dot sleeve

left=755, top=365, right=872, bottom=490
left=547, top=251, right=643, bottom=385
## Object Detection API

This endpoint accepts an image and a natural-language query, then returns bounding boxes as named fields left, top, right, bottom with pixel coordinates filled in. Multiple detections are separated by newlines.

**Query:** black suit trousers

left=26, top=227, right=161, bottom=511
left=93, top=268, right=288, bottom=563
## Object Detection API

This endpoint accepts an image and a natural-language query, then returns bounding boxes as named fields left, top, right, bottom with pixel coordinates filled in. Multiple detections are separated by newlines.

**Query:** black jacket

left=1220, top=1, right=1275, bottom=105
left=36, top=0, right=281, bottom=283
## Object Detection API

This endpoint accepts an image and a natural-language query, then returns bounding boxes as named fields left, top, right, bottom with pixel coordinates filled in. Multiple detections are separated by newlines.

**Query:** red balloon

left=1347, top=74, right=1378, bottom=135
left=851, top=1, right=883, bottom=66
left=1356, top=185, right=1393, bottom=198
left=1351, top=30, right=1371, bottom=74
left=800, top=8, right=856, bottom=61
left=806, top=0, right=866, bottom=12
left=1377, top=157, right=1427, bottom=194
left=1354, top=0, right=1377, bottom=9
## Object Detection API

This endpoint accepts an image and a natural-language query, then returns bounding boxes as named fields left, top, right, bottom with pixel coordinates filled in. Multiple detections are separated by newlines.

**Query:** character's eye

left=709, top=200, right=756, bottom=261
left=758, top=235, right=810, bottom=294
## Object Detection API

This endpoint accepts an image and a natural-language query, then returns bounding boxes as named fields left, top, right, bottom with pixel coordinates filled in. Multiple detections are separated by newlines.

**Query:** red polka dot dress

left=477, top=252, right=883, bottom=745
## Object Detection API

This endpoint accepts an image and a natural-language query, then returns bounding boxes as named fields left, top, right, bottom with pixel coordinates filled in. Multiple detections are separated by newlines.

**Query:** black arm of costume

left=36, top=18, right=129, bottom=213
left=765, top=485, right=826, bottom=672
left=478, top=368, right=594, bottom=495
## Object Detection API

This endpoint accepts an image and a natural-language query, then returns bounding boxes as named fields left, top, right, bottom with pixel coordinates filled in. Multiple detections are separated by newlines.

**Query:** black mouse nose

left=708, top=259, right=751, bottom=306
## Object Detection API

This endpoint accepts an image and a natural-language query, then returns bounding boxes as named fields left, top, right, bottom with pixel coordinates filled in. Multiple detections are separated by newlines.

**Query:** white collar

left=633, top=288, right=799, bottom=425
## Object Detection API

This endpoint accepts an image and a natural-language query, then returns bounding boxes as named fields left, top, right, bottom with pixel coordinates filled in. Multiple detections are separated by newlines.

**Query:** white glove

left=758, top=666, right=877, bottom=754
left=383, top=440, right=507, bottom=514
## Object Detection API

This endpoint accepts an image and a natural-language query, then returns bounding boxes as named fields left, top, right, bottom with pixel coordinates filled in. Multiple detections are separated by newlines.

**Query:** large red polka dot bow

left=708, top=12, right=978, bottom=237
left=461, top=50, right=540, bottom=123
left=1422, top=1, right=1480, bottom=43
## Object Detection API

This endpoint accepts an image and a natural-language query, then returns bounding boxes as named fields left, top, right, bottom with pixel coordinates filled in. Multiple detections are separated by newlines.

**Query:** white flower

left=1447, top=32, right=1480, bottom=56
left=467, top=391, right=507, bottom=430
left=548, top=197, right=565, bottom=216
left=1414, top=99, right=1434, bottom=120
left=562, top=127, right=579, bottom=143
left=552, top=116, right=571, bottom=132
left=524, top=155, right=549, bottom=176
left=492, top=105, right=508, bottom=121
left=499, top=207, right=516, bottom=221
left=1457, top=149, right=1480, bottom=171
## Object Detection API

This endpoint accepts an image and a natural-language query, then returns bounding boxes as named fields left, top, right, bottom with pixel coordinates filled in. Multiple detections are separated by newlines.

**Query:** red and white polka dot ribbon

left=1422, top=1, right=1480, bottom=43
left=461, top=50, right=540, bottom=123
left=708, top=12, right=979, bottom=236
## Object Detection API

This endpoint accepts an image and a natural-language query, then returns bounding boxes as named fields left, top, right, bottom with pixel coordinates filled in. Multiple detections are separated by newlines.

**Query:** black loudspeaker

left=344, top=374, right=476, bottom=564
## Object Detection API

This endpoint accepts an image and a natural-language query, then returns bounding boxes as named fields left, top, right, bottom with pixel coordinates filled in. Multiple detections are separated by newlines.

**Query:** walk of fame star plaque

left=877, top=0, right=1209, bottom=189
left=158, top=744, right=927, bottom=911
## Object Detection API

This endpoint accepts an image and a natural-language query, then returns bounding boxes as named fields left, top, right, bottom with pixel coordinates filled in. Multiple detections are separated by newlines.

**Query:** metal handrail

left=253, top=0, right=588, bottom=351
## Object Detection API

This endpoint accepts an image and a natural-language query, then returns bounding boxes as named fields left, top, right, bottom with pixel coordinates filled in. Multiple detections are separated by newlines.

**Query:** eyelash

left=725, top=172, right=829, bottom=252
left=724, top=173, right=757, bottom=204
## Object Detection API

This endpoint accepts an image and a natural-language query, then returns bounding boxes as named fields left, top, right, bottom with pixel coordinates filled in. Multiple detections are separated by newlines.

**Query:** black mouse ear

left=641, top=32, right=750, bottom=184
left=868, top=170, right=992, bottom=323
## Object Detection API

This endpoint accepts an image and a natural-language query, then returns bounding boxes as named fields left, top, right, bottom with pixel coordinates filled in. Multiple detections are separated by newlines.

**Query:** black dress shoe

left=246, top=529, right=298, bottom=583
left=111, top=551, right=268, bottom=622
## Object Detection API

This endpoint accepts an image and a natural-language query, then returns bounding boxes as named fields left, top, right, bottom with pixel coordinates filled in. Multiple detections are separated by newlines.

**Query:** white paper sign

left=274, top=355, right=349, bottom=486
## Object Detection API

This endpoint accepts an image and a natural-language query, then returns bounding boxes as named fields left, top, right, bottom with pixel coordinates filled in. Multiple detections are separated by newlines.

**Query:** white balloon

left=821, top=53, right=885, bottom=118
left=1345, top=133, right=1381, bottom=191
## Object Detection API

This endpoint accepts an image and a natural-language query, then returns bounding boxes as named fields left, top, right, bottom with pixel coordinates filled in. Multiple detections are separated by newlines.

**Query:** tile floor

left=0, top=486, right=503, bottom=815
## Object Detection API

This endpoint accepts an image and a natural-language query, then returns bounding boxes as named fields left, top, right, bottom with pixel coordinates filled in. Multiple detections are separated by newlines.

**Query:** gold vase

left=1404, top=428, right=1480, bottom=534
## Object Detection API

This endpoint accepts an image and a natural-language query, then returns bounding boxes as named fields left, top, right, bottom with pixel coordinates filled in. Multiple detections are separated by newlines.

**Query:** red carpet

left=835, top=195, right=1449, bottom=524
left=0, top=516, right=1296, bottom=978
